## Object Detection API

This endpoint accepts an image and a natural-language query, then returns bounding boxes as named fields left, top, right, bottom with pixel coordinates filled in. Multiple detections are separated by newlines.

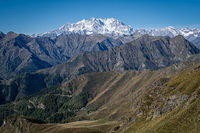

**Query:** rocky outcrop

left=0, top=116, right=45, bottom=133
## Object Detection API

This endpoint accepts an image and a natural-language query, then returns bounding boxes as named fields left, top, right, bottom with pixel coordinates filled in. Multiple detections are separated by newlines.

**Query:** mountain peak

left=89, top=17, right=97, bottom=21
left=138, top=34, right=152, bottom=41
left=177, top=34, right=185, bottom=38
left=165, top=26, right=176, bottom=29
left=172, top=34, right=185, bottom=40
left=6, top=31, right=18, bottom=38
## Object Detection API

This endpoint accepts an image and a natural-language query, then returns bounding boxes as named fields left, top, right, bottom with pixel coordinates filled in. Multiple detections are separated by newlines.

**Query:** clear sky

left=1, top=0, right=200, bottom=35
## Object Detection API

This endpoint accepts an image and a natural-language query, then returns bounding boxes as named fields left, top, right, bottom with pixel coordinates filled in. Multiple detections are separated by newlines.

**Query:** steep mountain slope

left=0, top=57, right=200, bottom=133
left=25, top=35, right=69, bottom=65
left=54, top=34, right=123, bottom=57
left=191, top=37, right=200, bottom=48
left=0, top=32, right=122, bottom=79
left=0, top=32, right=5, bottom=39
left=0, top=32, right=52, bottom=79
left=39, top=35, right=200, bottom=84
left=115, top=62, right=200, bottom=133
left=0, top=73, right=46, bottom=104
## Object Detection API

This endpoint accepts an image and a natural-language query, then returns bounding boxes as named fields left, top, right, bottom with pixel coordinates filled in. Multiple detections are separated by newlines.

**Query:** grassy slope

left=32, top=120, right=117, bottom=133
left=0, top=62, right=200, bottom=133
left=123, top=63, right=200, bottom=133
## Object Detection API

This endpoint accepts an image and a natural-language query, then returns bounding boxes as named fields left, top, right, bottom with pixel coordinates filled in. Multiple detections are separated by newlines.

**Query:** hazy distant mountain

left=136, top=26, right=200, bottom=47
left=33, top=18, right=200, bottom=47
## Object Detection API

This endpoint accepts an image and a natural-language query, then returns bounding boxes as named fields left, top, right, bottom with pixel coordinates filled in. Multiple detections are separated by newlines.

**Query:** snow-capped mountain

left=33, top=18, right=200, bottom=47
left=136, top=26, right=179, bottom=38
left=136, top=27, right=200, bottom=47
left=34, top=18, right=134, bottom=38
left=136, top=26, right=200, bottom=39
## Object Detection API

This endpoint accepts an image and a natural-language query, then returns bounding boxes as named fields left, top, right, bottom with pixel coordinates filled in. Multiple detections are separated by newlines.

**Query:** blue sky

left=0, top=0, right=200, bottom=35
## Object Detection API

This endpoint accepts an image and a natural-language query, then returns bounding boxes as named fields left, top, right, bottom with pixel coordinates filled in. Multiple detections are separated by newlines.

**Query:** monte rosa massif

left=32, top=18, right=200, bottom=47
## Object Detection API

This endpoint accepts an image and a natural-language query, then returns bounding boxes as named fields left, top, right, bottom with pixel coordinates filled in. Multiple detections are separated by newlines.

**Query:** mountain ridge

left=1, top=34, right=199, bottom=105
left=0, top=32, right=123, bottom=79
left=38, top=34, right=200, bottom=86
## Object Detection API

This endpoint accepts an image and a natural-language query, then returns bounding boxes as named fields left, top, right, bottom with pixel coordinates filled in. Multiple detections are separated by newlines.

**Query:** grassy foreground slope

left=115, top=63, right=200, bottom=133
left=0, top=61, right=200, bottom=133
left=0, top=116, right=116, bottom=133
left=33, top=119, right=116, bottom=133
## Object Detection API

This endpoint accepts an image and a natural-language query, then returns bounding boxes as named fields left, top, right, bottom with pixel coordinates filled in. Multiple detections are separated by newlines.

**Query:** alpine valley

left=0, top=18, right=200, bottom=133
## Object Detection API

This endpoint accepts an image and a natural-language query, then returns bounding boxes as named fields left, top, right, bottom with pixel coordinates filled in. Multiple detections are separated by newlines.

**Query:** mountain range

left=0, top=32, right=123, bottom=79
left=1, top=18, right=199, bottom=80
left=38, top=34, right=200, bottom=84
left=0, top=18, right=200, bottom=133
left=33, top=18, right=200, bottom=47
left=0, top=34, right=199, bottom=105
